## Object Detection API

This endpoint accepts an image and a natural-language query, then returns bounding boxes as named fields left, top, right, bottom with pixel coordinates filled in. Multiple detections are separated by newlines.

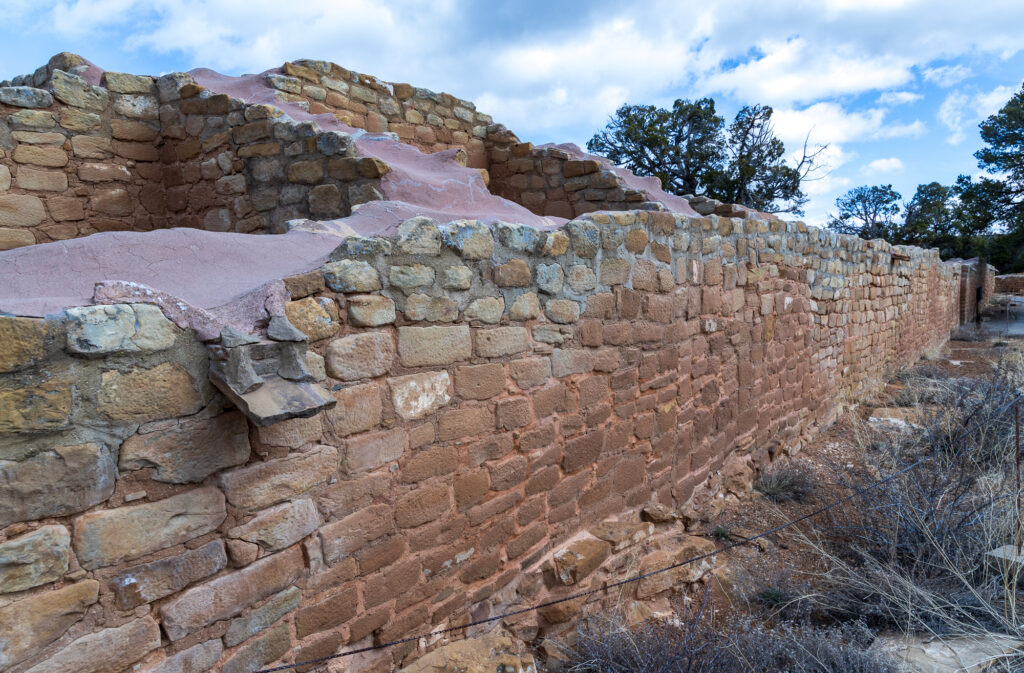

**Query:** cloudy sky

left=3, top=0, right=1023, bottom=224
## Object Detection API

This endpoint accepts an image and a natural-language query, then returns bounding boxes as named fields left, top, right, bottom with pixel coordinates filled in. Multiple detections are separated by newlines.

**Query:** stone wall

left=995, top=273, right=1024, bottom=295
left=0, top=211, right=959, bottom=673
left=0, top=58, right=389, bottom=248
left=952, top=259, right=996, bottom=324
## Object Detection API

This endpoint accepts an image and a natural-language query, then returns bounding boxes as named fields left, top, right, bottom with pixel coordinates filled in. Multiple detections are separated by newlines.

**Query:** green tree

left=975, top=81, right=1024, bottom=222
left=586, top=99, right=726, bottom=196
left=827, top=184, right=902, bottom=239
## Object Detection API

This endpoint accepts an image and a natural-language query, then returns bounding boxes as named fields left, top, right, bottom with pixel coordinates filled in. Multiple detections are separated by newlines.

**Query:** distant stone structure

left=0, top=53, right=969, bottom=673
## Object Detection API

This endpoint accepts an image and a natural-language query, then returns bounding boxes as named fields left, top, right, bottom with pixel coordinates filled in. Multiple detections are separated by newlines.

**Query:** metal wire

left=253, top=457, right=930, bottom=673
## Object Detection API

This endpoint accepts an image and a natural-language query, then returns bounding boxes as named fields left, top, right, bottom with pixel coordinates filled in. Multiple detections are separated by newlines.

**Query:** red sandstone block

left=586, top=402, right=612, bottom=427
left=454, top=363, right=505, bottom=400
left=437, top=405, right=495, bottom=442
left=488, top=455, right=528, bottom=491
left=563, top=429, right=605, bottom=473
left=364, top=559, right=421, bottom=608
left=579, top=319, right=602, bottom=347
left=348, top=605, right=392, bottom=644
left=525, top=465, right=561, bottom=497
left=617, top=288, right=641, bottom=319
left=407, top=516, right=469, bottom=553
left=475, top=514, right=515, bottom=551
left=399, top=445, right=459, bottom=483
left=466, top=433, right=514, bottom=468
left=454, top=469, right=490, bottom=510
left=295, top=586, right=359, bottom=639
left=395, top=484, right=451, bottom=528
left=578, top=376, right=610, bottom=407
left=516, top=495, right=546, bottom=526
left=584, top=293, right=616, bottom=319
left=466, top=491, right=523, bottom=527
left=647, top=295, right=675, bottom=323
left=459, top=550, right=501, bottom=583
left=496, top=397, right=532, bottom=429
left=507, top=524, right=546, bottom=560
left=320, top=504, right=395, bottom=565
left=532, top=383, right=569, bottom=418
left=517, top=421, right=556, bottom=452
left=356, top=535, right=407, bottom=575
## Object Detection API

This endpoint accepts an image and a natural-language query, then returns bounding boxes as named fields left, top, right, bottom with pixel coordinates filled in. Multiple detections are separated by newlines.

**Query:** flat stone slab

left=212, top=373, right=335, bottom=427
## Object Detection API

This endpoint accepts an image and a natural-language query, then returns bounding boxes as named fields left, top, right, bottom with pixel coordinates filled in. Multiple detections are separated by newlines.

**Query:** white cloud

left=938, top=92, right=969, bottom=144
left=864, top=157, right=905, bottom=174
left=975, top=84, right=1016, bottom=118
left=877, top=90, right=922, bottom=106
left=922, top=64, right=972, bottom=87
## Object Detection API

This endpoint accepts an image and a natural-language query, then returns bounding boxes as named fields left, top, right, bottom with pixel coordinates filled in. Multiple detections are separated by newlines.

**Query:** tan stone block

left=394, top=483, right=450, bottom=528
left=0, top=525, right=70, bottom=594
left=51, top=69, right=110, bottom=111
left=15, top=166, right=67, bottom=191
left=257, top=414, right=323, bottom=449
left=494, top=259, right=531, bottom=287
left=11, top=131, right=65, bottom=145
left=404, top=293, right=458, bottom=322
left=474, top=326, right=529, bottom=357
left=464, top=296, right=504, bottom=324
left=59, top=108, right=101, bottom=132
left=509, top=357, right=550, bottom=389
left=161, top=546, right=303, bottom=640
left=0, top=194, right=47, bottom=227
left=0, top=165, right=9, bottom=190
left=0, top=378, right=72, bottom=434
left=107, top=539, right=226, bottom=610
left=13, top=144, right=68, bottom=167
left=325, top=332, right=393, bottom=380
left=97, top=362, right=203, bottom=423
left=72, top=487, right=226, bottom=569
left=119, top=410, right=251, bottom=483
left=346, top=294, right=396, bottom=326
left=70, top=134, right=112, bottom=158
left=545, top=299, right=580, bottom=324
left=102, top=71, right=156, bottom=94
left=228, top=498, right=321, bottom=551
left=287, top=159, right=323, bottom=184
left=455, top=363, right=505, bottom=400
left=283, top=270, right=325, bottom=299
left=552, top=539, right=610, bottom=584
left=9, top=110, right=55, bottom=128
left=509, top=292, right=540, bottom=321
left=110, top=119, right=159, bottom=141
left=324, top=383, right=383, bottom=439
left=218, top=445, right=338, bottom=510
left=78, top=162, right=130, bottom=181
left=437, top=405, right=494, bottom=442
left=397, top=325, right=471, bottom=366
left=0, top=443, right=115, bottom=526
left=319, top=504, right=394, bottom=564
left=285, top=296, right=339, bottom=341
left=389, top=370, right=451, bottom=420
left=0, top=227, right=36, bottom=250
left=342, top=427, right=405, bottom=474
left=22, top=616, right=160, bottom=673
left=0, top=316, right=53, bottom=373
left=89, top=187, right=133, bottom=216
left=0, top=580, right=99, bottom=668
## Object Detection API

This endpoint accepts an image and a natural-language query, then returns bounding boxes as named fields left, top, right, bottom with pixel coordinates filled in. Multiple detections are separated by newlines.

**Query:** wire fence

left=253, top=457, right=933, bottom=673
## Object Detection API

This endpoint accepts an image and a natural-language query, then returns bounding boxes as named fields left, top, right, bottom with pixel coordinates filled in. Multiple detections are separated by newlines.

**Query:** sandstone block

left=545, top=299, right=580, bottom=324
left=600, top=258, right=631, bottom=286
left=342, top=427, right=405, bottom=473
left=395, top=483, right=450, bottom=528
left=287, top=159, right=324, bottom=184
left=590, top=521, right=654, bottom=551
left=229, top=498, right=322, bottom=551
left=0, top=580, right=99, bottom=669
left=325, top=383, right=382, bottom=438
left=550, top=349, right=593, bottom=377
left=389, top=263, right=435, bottom=288
left=15, top=167, right=67, bottom=191
left=11, top=130, right=65, bottom=145
left=219, top=445, right=337, bottom=510
left=399, top=635, right=534, bottom=673
left=0, top=442, right=115, bottom=526
left=0, top=165, right=9, bottom=190
left=389, top=371, right=451, bottom=420
left=397, top=216, right=441, bottom=255
left=0, top=194, right=47, bottom=227
left=325, top=332, right=393, bottom=380
left=0, top=227, right=36, bottom=250
left=13, top=144, right=68, bottom=167
left=9, top=110, right=54, bottom=127
left=0, top=316, right=53, bottom=373
left=397, top=325, right=471, bottom=366
left=45, top=196, right=84, bottom=221
left=437, top=405, right=494, bottom=442
left=283, top=270, right=326, bottom=299
left=565, top=264, right=598, bottom=294
left=455, top=363, right=505, bottom=400
left=543, top=230, right=570, bottom=256
left=322, top=259, right=380, bottom=293
left=257, top=414, right=323, bottom=449
left=475, top=326, right=529, bottom=357
left=108, top=539, right=227, bottom=610
left=308, top=183, right=342, bottom=216
left=22, top=616, right=161, bottom=673
left=440, top=220, right=494, bottom=259
left=51, top=70, right=110, bottom=111
left=443, top=265, right=474, bottom=289
left=110, top=119, right=159, bottom=141
left=0, top=378, right=72, bottom=434
left=0, top=525, right=70, bottom=594
left=346, top=294, right=396, bottom=326
left=161, top=546, right=303, bottom=641
left=136, top=640, right=223, bottom=673
left=494, top=259, right=531, bottom=287
left=119, top=410, right=251, bottom=483
left=73, top=487, right=226, bottom=569
left=0, top=86, right=53, bottom=108
left=567, top=220, right=600, bottom=257
left=97, top=362, right=203, bottom=423
left=59, top=108, right=100, bottom=132
left=509, top=292, right=541, bottom=321
left=319, top=504, right=394, bottom=564
left=553, top=539, right=610, bottom=585
left=464, top=296, right=504, bottom=324
left=102, top=71, right=155, bottom=94
left=224, top=586, right=301, bottom=647
left=90, top=187, right=133, bottom=215
left=404, top=293, right=458, bottom=322
left=222, top=624, right=290, bottom=673
left=509, top=357, right=551, bottom=389
left=71, top=136, right=113, bottom=159
left=112, top=94, right=159, bottom=120
left=284, top=296, right=339, bottom=341
left=66, top=303, right=177, bottom=355
left=294, top=587, right=358, bottom=639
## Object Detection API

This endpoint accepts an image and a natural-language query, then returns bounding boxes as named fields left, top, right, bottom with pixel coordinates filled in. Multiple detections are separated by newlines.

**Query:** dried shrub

left=754, top=462, right=816, bottom=503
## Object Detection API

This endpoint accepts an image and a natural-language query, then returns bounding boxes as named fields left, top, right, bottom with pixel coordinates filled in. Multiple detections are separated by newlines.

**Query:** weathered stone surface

left=404, top=293, right=458, bottom=322
left=566, top=265, right=598, bottom=294
left=257, top=414, right=323, bottom=449
left=440, top=220, right=494, bottom=259
left=509, top=292, right=541, bottom=321
left=319, top=504, right=394, bottom=563
left=22, top=616, right=161, bottom=673
left=543, top=230, right=571, bottom=256
left=545, top=299, right=581, bottom=324
left=120, top=410, right=250, bottom=483
left=15, top=167, right=67, bottom=191
left=323, top=259, right=380, bottom=292
left=389, top=264, right=435, bottom=288
left=553, top=538, right=610, bottom=585
left=161, top=546, right=304, bottom=641
left=0, top=580, right=99, bottom=669
left=346, top=294, right=396, bottom=327
left=72, top=136, right=113, bottom=159
left=218, top=445, right=338, bottom=510
left=325, top=332, right=393, bottom=380
left=443, top=265, right=474, bottom=289
left=284, top=297, right=339, bottom=341
left=108, top=539, right=227, bottom=610
left=397, top=216, right=441, bottom=255
left=224, top=586, right=301, bottom=647
left=0, top=227, right=36, bottom=250
left=0, top=86, right=53, bottom=108
left=102, top=71, right=155, bottom=94
left=65, top=304, right=177, bottom=355
left=590, top=521, right=654, bottom=551
left=97, top=362, right=203, bottom=423
left=567, top=220, right=601, bottom=257
left=0, top=316, right=52, bottom=373
left=324, top=383, right=382, bottom=439
left=229, top=498, right=322, bottom=551
left=0, top=525, right=70, bottom=594
left=51, top=70, right=110, bottom=112
left=222, top=624, right=290, bottom=673
left=0, top=165, right=10, bottom=190
left=0, top=442, right=115, bottom=526
left=72, top=488, right=226, bottom=569
left=13, top=144, right=68, bottom=167
left=397, top=325, right=471, bottom=366
left=464, top=296, right=504, bottom=324
left=509, top=357, right=550, bottom=389
left=343, top=427, right=405, bottom=474
left=475, top=326, right=530, bottom=357
left=494, top=259, right=532, bottom=287
left=0, top=194, right=47, bottom=227
left=389, top=371, right=451, bottom=420
left=137, top=640, right=223, bottom=673
left=0, top=378, right=72, bottom=434
left=399, top=634, right=535, bottom=673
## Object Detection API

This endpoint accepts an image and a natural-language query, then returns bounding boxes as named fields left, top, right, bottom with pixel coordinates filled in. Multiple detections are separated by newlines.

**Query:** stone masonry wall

left=0, top=211, right=959, bottom=673
left=995, top=273, right=1024, bottom=295
left=953, top=260, right=996, bottom=324
left=0, top=57, right=389, bottom=248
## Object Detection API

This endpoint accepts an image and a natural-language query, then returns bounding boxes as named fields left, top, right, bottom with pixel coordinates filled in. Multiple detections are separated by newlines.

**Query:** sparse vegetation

left=753, top=462, right=816, bottom=503
left=710, top=525, right=731, bottom=542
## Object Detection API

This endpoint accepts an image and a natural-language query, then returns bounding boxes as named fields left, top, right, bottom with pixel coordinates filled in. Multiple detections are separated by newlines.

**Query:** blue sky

left=3, top=0, right=1023, bottom=224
